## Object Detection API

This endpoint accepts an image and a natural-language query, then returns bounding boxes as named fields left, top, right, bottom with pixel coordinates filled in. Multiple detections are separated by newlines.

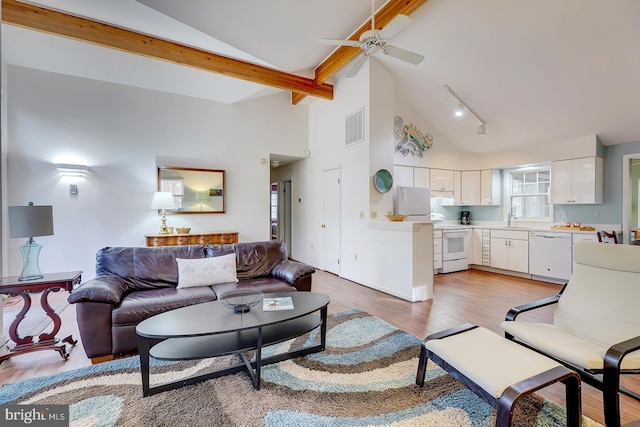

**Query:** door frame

left=622, top=153, right=640, bottom=244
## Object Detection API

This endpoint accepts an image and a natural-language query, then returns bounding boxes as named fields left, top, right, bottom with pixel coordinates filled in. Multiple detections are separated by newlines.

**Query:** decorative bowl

left=219, top=290, right=263, bottom=313
left=175, top=227, right=191, bottom=234
left=386, top=214, right=408, bottom=222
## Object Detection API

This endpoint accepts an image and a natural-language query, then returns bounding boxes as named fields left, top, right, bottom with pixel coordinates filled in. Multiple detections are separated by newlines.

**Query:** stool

left=415, top=323, right=582, bottom=427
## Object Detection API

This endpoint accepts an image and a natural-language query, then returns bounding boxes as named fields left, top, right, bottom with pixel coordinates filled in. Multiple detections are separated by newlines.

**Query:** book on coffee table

left=263, top=297, right=294, bottom=311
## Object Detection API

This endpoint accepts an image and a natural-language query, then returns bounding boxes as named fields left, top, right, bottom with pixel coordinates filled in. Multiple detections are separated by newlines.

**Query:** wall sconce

left=55, top=163, right=89, bottom=176
left=445, top=85, right=488, bottom=135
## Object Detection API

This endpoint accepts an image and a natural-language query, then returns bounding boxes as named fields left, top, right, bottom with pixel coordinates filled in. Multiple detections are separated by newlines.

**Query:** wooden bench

left=415, top=323, right=582, bottom=427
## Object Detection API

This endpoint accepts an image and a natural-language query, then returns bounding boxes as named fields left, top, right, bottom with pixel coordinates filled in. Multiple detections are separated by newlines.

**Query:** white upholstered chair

left=501, top=241, right=640, bottom=427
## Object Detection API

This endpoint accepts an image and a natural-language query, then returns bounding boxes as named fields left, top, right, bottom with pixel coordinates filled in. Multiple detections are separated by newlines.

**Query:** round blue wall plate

left=374, top=169, right=393, bottom=193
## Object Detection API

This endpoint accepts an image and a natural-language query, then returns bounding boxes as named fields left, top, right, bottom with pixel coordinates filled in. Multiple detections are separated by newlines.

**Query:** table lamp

left=151, top=191, right=176, bottom=234
left=8, top=202, right=54, bottom=281
left=195, top=191, right=209, bottom=211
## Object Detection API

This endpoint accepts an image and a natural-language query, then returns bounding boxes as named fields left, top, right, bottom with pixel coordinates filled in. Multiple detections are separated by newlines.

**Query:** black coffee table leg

left=254, top=327, right=263, bottom=390
left=138, top=335, right=151, bottom=396
left=320, top=306, right=328, bottom=350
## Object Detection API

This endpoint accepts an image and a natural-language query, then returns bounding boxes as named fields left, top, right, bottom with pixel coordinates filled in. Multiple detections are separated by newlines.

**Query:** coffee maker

left=460, top=210, right=471, bottom=225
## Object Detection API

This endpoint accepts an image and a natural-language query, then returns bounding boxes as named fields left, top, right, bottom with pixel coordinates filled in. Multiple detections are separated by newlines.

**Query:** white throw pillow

left=176, top=254, right=238, bottom=288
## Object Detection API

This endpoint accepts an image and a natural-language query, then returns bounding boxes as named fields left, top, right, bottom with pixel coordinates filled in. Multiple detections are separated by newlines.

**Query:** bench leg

left=417, top=323, right=478, bottom=388
left=498, top=367, right=581, bottom=427
left=563, top=374, right=582, bottom=427
left=415, top=344, right=428, bottom=387
left=603, top=374, right=621, bottom=427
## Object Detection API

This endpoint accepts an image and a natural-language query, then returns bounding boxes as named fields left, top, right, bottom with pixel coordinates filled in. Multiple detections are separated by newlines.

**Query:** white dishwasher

left=529, top=232, right=572, bottom=282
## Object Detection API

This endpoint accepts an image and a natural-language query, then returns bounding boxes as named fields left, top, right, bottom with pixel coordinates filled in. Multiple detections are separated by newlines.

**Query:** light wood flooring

left=1, top=269, right=639, bottom=425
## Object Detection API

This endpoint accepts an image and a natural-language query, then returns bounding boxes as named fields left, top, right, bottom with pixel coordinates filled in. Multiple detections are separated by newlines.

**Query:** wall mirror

left=158, top=166, right=225, bottom=214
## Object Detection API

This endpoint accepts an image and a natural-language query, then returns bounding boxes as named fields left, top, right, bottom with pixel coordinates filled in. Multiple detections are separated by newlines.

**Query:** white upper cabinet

left=460, top=169, right=500, bottom=206
left=413, top=167, right=430, bottom=188
left=430, top=169, right=455, bottom=192
left=480, top=169, right=501, bottom=205
left=460, top=170, right=481, bottom=205
left=550, top=157, right=603, bottom=204
left=393, top=165, right=414, bottom=188
left=441, top=170, right=462, bottom=206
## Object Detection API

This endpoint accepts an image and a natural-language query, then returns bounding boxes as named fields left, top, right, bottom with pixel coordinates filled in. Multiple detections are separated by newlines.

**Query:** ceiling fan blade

left=318, top=38, right=360, bottom=47
left=379, top=14, right=412, bottom=39
left=383, top=45, right=424, bottom=65
left=346, top=54, right=368, bottom=78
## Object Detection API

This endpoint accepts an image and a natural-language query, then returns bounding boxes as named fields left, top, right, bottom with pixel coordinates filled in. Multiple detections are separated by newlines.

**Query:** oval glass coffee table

left=136, top=292, right=330, bottom=396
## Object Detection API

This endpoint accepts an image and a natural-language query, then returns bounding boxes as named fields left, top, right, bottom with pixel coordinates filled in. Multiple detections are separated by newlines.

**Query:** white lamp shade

left=8, top=204, right=54, bottom=238
left=150, top=192, right=176, bottom=210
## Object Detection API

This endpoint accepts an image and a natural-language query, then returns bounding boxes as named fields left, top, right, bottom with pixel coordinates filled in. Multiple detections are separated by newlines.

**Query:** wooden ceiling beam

left=291, top=0, right=428, bottom=105
left=1, top=0, right=333, bottom=101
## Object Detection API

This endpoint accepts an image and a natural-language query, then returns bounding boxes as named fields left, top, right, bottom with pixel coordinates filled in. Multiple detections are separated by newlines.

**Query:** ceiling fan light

left=477, top=124, right=486, bottom=135
left=454, top=105, right=465, bottom=117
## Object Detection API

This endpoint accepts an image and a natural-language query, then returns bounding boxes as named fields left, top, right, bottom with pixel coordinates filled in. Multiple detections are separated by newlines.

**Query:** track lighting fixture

left=445, top=85, right=487, bottom=135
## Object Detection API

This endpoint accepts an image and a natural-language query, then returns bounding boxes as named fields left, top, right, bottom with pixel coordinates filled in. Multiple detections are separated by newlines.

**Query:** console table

left=0, top=271, right=82, bottom=362
left=145, top=231, right=238, bottom=247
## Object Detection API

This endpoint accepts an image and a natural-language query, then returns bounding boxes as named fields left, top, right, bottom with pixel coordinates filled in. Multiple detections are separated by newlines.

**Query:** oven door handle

left=444, top=231, right=470, bottom=238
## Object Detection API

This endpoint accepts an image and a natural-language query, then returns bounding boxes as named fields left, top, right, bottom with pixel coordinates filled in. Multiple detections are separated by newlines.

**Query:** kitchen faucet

left=507, top=212, right=517, bottom=227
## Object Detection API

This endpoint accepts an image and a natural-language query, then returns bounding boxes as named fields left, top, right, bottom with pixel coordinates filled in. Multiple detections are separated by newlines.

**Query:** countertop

left=432, top=221, right=620, bottom=234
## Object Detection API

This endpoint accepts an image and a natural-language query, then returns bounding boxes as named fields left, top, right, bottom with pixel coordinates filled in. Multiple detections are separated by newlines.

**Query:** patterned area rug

left=0, top=310, right=601, bottom=426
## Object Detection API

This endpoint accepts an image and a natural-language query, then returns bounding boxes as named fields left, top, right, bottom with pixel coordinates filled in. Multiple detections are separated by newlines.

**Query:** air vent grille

left=345, top=107, right=364, bottom=146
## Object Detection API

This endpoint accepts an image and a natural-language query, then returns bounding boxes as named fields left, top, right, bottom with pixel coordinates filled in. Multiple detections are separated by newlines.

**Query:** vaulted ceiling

left=3, top=0, right=640, bottom=154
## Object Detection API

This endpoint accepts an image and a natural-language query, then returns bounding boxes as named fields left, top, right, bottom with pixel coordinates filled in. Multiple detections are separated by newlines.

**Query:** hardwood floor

left=1, top=268, right=638, bottom=425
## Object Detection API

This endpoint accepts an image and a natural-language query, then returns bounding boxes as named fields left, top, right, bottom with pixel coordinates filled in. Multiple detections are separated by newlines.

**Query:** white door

left=322, top=168, right=341, bottom=275
left=283, top=180, right=292, bottom=257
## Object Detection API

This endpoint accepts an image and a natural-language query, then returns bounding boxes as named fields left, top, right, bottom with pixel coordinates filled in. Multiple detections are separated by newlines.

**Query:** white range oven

left=442, top=228, right=471, bottom=273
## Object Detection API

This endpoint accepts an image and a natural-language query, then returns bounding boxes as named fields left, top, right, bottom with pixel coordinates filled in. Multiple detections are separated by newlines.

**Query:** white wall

left=4, top=66, right=308, bottom=279
left=393, top=98, right=474, bottom=170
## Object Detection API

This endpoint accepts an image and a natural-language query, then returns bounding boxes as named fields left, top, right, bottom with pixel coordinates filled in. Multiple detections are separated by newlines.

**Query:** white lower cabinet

left=469, top=228, right=483, bottom=265
left=490, top=230, right=529, bottom=273
left=433, top=229, right=443, bottom=273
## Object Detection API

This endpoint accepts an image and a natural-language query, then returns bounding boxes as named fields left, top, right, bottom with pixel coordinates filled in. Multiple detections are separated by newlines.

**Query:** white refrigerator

left=394, top=186, right=431, bottom=221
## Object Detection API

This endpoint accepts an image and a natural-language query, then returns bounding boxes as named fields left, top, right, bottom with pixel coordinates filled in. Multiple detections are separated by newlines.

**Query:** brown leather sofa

left=68, top=240, right=315, bottom=363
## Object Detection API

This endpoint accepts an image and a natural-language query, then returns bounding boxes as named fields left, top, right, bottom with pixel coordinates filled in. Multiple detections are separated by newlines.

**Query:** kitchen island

left=364, top=220, right=434, bottom=302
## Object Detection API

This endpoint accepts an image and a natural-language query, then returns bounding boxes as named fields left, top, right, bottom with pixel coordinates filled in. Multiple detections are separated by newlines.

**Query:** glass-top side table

left=0, top=271, right=82, bottom=363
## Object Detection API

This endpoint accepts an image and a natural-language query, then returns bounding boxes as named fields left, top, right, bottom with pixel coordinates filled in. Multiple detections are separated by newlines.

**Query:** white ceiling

left=4, top=0, right=640, bottom=154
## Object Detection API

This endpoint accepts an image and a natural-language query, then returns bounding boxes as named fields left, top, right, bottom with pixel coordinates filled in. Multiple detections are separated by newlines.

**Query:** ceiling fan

left=318, top=0, right=424, bottom=78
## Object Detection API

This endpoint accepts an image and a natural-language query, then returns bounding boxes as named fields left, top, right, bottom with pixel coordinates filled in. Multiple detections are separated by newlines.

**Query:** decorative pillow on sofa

left=176, top=253, right=238, bottom=288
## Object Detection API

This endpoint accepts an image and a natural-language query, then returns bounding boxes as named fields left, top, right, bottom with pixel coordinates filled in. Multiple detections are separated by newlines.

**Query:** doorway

left=623, top=153, right=640, bottom=244
left=283, top=180, right=292, bottom=256
left=270, top=182, right=278, bottom=240
left=321, top=167, right=341, bottom=275
left=270, top=179, right=293, bottom=256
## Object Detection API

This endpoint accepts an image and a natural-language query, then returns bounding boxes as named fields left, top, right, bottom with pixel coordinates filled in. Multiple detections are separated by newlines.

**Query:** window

left=505, top=165, right=551, bottom=221
left=160, top=178, right=184, bottom=209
